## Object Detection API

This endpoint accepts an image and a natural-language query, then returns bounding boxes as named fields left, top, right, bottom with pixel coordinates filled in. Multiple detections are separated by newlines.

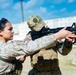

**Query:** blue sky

left=0, top=0, right=76, bottom=24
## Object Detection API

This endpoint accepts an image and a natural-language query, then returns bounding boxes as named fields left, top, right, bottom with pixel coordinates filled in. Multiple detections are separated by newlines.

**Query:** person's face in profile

left=0, top=22, right=14, bottom=42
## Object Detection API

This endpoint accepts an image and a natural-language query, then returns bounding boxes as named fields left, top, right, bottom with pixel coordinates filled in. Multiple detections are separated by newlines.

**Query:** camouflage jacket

left=0, top=34, right=57, bottom=74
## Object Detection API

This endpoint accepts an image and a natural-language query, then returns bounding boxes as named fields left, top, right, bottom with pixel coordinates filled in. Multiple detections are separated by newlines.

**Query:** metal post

left=20, top=0, right=24, bottom=23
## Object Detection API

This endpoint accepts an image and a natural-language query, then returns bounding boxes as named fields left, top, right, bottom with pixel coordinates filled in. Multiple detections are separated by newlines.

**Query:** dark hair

left=0, top=18, right=9, bottom=30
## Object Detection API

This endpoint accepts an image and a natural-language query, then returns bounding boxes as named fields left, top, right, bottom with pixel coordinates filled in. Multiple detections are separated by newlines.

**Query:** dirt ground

left=21, top=47, right=76, bottom=75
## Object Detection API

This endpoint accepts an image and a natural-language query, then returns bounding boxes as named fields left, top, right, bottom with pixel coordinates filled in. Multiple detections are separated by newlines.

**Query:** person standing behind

left=26, top=15, right=75, bottom=75
left=0, top=17, right=75, bottom=75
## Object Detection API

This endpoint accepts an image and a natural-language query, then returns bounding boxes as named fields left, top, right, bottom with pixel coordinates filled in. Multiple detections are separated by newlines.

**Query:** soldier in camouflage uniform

left=26, top=15, right=75, bottom=75
left=0, top=18, right=75, bottom=75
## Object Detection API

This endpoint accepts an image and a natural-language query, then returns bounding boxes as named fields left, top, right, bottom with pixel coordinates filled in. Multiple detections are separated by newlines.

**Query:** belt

left=33, top=67, right=59, bottom=72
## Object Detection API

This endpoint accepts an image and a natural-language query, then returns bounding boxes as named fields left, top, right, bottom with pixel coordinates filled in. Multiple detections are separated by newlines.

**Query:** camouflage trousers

left=1, top=61, right=23, bottom=75
left=0, top=70, right=17, bottom=75
left=28, top=68, right=62, bottom=75
left=1, top=69, right=22, bottom=75
left=1, top=72, right=17, bottom=75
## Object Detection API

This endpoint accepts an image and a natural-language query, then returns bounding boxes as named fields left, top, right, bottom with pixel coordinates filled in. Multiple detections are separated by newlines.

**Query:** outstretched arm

left=1, top=27, right=76, bottom=57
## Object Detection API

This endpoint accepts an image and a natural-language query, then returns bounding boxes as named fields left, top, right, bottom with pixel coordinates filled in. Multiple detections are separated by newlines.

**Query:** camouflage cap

left=27, top=15, right=46, bottom=31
